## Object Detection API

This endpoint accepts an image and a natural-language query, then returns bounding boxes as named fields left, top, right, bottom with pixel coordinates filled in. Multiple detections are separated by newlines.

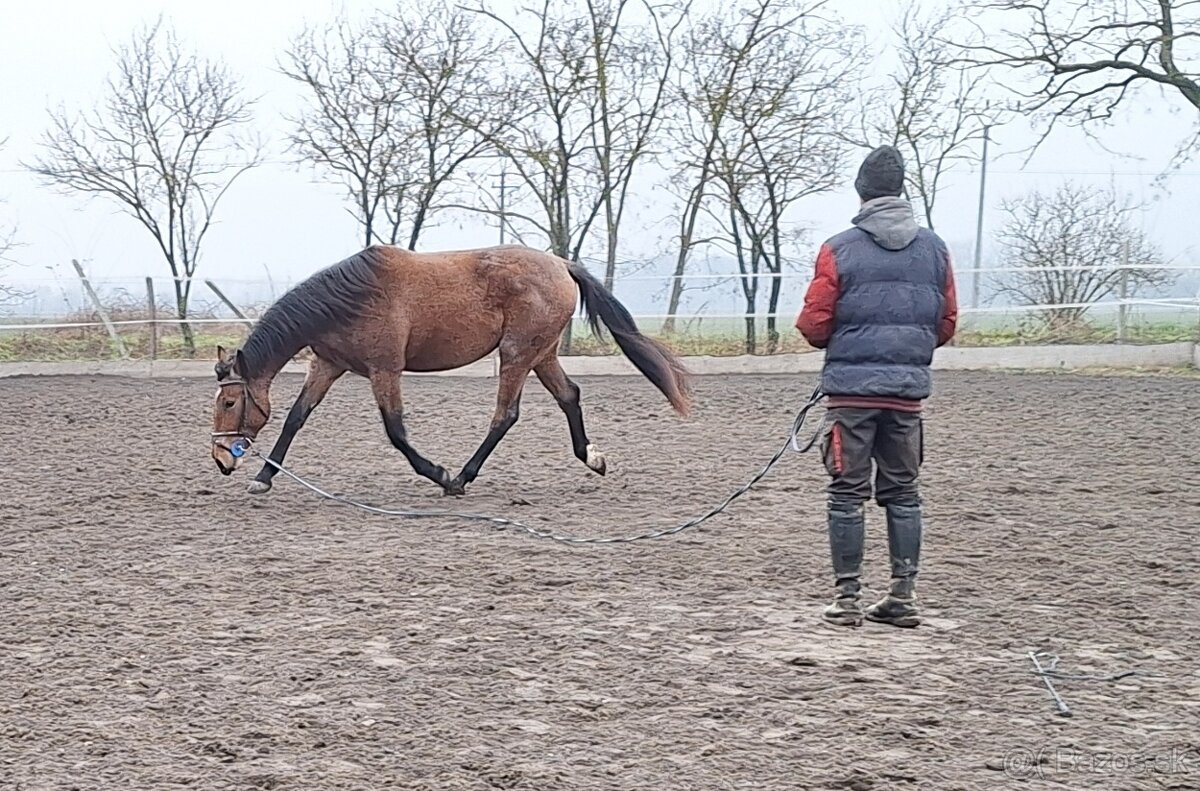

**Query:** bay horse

left=210, top=244, right=692, bottom=496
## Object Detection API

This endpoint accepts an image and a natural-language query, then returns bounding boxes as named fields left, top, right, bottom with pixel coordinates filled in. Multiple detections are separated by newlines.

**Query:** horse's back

left=370, top=245, right=573, bottom=308
left=364, top=245, right=576, bottom=371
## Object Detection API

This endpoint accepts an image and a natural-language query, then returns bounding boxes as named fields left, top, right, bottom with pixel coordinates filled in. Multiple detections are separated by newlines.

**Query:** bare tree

left=281, top=13, right=415, bottom=248
left=585, top=0, right=689, bottom=289
left=469, top=0, right=600, bottom=355
left=663, top=0, right=860, bottom=350
left=993, top=181, right=1173, bottom=330
left=949, top=0, right=1200, bottom=166
left=712, top=4, right=860, bottom=353
left=459, top=0, right=680, bottom=351
left=463, top=0, right=675, bottom=269
left=0, top=140, right=24, bottom=309
left=282, top=1, right=506, bottom=250
left=26, top=17, right=260, bottom=356
left=379, top=0, right=510, bottom=250
left=0, top=224, right=18, bottom=308
left=853, top=4, right=998, bottom=230
left=661, top=0, right=845, bottom=335
left=0, top=219, right=22, bottom=311
left=458, top=1, right=597, bottom=264
left=661, top=3, right=769, bottom=334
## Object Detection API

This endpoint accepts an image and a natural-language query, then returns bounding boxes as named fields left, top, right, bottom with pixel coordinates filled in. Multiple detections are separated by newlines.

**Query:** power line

left=963, top=168, right=1200, bottom=177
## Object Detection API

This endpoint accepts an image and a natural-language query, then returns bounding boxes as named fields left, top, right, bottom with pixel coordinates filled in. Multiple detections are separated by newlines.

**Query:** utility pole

left=971, top=124, right=990, bottom=310
left=493, top=166, right=516, bottom=244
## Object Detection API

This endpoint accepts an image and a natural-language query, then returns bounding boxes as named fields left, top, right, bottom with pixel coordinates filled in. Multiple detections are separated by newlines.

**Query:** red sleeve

left=795, top=244, right=839, bottom=349
left=937, top=253, right=958, bottom=347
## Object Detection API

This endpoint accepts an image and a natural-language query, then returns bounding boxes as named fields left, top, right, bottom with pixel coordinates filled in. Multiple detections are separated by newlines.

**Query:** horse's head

left=211, top=345, right=271, bottom=475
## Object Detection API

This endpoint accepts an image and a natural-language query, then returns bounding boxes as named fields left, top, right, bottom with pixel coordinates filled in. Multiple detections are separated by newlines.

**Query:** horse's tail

left=567, top=261, right=692, bottom=416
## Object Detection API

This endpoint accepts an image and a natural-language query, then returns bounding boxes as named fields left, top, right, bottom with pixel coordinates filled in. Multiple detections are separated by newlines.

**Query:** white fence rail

left=4, top=265, right=1200, bottom=350
left=3, top=299, right=1198, bottom=329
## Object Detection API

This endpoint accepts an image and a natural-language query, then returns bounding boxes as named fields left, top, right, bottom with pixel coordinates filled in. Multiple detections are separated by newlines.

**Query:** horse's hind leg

left=249, top=356, right=345, bottom=494
left=370, top=371, right=456, bottom=493
left=534, top=357, right=606, bottom=476
left=448, top=357, right=531, bottom=495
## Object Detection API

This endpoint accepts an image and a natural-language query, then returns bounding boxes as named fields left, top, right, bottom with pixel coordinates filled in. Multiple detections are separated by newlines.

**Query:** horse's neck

left=241, top=331, right=304, bottom=385
left=242, top=349, right=290, bottom=393
left=246, top=359, right=286, bottom=394
left=248, top=368, right=280, bottom=395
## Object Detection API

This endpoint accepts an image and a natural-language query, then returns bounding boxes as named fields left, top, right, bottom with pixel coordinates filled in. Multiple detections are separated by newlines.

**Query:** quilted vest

left=820, top=226, right=949, bottom=400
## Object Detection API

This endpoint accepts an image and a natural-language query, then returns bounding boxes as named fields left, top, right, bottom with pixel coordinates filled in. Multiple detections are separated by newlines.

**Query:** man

left=795, top=145, right=957, bottom=628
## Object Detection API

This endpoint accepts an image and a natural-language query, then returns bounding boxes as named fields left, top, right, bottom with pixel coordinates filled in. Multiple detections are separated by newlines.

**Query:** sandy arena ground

left=2, top=370, right=1199, bottom=790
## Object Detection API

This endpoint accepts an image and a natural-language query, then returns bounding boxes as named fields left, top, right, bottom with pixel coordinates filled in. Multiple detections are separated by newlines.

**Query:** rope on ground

left=1030, top=652, right=1157, bottom=682
left=253, top=384, right=825, bottom=545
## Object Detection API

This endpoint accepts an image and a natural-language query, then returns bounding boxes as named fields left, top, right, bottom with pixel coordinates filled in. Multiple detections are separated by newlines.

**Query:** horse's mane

left=239, top=247, right=387, bottom=376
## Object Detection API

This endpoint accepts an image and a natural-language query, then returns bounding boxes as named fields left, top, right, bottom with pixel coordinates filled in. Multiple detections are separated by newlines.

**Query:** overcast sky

left=1, top=0, right=1197, bottom=296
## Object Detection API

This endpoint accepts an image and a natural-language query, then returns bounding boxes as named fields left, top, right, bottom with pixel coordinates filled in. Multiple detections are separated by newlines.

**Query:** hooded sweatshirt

left=852, top=195, right=920, bottom=251
left=795, top=197, right=958, bottom=411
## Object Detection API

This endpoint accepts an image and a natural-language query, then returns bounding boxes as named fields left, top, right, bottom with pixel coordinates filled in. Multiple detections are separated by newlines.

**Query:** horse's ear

left=215, top=345, right=231, bottom=380
left=234, top=349, right=247, bottom=377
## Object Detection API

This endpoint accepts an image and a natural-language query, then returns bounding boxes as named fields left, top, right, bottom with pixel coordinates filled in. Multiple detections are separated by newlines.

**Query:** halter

left=211, top=377, right=266, bottom=459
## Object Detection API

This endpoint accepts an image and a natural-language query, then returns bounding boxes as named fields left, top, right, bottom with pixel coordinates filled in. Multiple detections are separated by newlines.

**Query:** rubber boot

left=865, top=500, right=922, bottom=628
left=822, top=500, right=865, bottom=627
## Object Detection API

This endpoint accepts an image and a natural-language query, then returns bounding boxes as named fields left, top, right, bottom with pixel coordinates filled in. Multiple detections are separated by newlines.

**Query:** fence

left=3, top=263, right=1200, bottom=362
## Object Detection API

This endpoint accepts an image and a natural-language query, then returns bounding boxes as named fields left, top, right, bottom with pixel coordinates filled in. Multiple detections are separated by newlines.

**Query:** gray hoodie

left=851, top=195, right=920, bottom=251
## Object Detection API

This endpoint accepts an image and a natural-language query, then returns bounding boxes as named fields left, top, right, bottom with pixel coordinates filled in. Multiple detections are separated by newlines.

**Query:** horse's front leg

left=248, top=357, right=345, bottom=494
left=370, top=370, right=457, bottom=493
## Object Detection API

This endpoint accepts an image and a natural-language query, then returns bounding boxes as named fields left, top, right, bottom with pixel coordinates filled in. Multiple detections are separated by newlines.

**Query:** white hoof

left=585, top=444, right=607, bottom=475
left=246, top=480, right=272, bottom=495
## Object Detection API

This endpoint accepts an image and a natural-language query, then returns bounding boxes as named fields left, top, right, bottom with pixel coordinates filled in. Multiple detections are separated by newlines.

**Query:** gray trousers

left=819, top=407, right=923, bottom=507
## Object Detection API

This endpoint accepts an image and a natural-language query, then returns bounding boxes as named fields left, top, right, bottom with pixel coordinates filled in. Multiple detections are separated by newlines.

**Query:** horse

left=209, top=244, right=692, bottom=496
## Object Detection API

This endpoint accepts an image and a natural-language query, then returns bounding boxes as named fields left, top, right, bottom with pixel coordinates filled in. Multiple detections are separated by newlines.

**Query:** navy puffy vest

left=820, top=227, right=949, bottom=400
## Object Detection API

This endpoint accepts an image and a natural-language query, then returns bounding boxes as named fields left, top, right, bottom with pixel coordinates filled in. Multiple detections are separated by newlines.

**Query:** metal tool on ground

left=1029, top=651, right=1073, bottom=717
left=1028, top=651, right=1152, bottom=718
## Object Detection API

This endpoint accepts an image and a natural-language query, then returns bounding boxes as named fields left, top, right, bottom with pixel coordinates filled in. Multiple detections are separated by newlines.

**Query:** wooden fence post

left=145, top=277, right=158, bottom=360
left=71, top=259, right=129, bottom=360
left=205, top=279, right=249, bottom=321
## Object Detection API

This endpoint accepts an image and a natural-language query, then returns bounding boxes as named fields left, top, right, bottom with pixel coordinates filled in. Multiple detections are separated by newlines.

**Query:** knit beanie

left=854, top=145, right=906, bottom=201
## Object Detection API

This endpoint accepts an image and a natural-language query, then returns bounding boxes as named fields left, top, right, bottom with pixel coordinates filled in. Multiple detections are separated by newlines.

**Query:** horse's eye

left=224, top=400, right=237, bottom=409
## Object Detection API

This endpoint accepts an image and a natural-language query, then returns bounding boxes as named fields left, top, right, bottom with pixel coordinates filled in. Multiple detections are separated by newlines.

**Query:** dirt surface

left=2, top=370, right=1199, bottom=790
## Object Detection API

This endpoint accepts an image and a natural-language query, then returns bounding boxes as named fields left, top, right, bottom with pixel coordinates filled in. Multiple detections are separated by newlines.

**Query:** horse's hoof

left=442, top=485, right=466, bottom=497
left=246, top=480, right=272, bottom=495
left=585, top=444, right=607, bottom=476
